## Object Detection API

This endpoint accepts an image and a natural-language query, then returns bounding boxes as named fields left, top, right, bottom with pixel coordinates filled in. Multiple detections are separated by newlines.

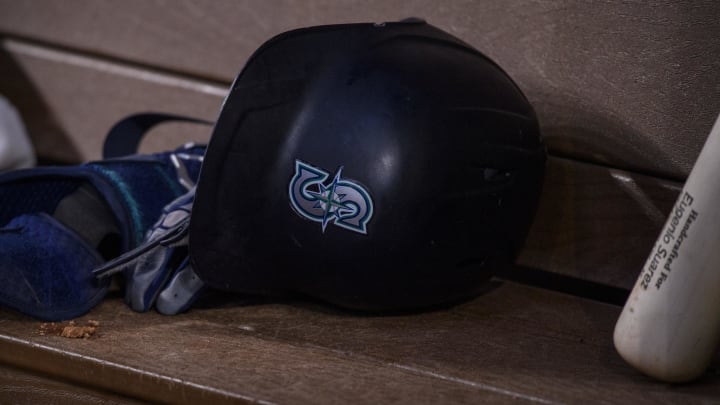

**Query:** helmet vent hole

left=483, top=168, right=512, bottom=182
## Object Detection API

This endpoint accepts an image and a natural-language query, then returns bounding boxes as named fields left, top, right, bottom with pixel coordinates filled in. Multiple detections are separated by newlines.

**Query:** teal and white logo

left=289, top=160, right=374, bottom=234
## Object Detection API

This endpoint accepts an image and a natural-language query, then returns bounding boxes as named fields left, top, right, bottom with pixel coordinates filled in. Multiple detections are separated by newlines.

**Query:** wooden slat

left=1, top=1, right=718, bottom=178
left=518, top=157, right=682, bottom=290
left=0, top=284, right=718, bottom=404
left=0, top=38, right=223, bottom=163
left=0, top=363, right=144, bottom=405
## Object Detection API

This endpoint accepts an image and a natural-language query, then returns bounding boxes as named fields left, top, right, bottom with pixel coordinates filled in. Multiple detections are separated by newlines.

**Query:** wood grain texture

left=1, top=0, right=718, bottom=178
left=0, top=38, right=223, bottom=163
left=0, top=363, right=144, bottom=405
left=0, top=284, right=718, bottom=404
left=518, top=157, right=682, bottom=290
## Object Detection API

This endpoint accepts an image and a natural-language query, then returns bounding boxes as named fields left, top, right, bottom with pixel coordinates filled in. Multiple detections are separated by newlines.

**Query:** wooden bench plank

left=1, top=1, right=718, bottom=178
left=0, top=363, right=144, bottom=405
left=0, top=283, right=718, bottom=404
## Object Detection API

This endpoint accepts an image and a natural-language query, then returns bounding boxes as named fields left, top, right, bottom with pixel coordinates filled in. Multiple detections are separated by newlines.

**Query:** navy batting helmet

left=190, top=20, right=546, bottom=310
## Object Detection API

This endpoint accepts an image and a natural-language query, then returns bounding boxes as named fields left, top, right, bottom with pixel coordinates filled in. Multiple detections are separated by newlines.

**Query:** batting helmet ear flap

left=189, top=21, right=546, bottom=311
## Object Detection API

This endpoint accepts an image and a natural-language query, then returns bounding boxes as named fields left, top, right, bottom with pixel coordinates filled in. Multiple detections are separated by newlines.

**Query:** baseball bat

left=614, top=113, right=720, bottom=382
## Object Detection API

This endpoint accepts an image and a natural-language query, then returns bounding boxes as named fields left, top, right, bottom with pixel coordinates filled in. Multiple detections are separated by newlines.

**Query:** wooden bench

left=1, top=2, right=719, bottom=403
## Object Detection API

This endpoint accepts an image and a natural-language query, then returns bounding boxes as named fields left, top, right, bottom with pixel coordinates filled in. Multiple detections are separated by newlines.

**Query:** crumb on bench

left=38, top=320, right=100, bottom=339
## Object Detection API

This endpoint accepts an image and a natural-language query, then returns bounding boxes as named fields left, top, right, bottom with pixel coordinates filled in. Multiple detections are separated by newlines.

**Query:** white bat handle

left=614, top=114, right=720, bottom=382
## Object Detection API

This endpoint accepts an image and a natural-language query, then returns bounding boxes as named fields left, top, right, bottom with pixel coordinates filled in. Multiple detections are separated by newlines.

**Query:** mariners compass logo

left=289, top=160, right=374, bottom=234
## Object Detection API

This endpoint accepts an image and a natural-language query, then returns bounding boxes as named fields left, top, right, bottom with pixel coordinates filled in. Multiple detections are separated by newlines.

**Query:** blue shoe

left=0, top=114, right=205, bottom=320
